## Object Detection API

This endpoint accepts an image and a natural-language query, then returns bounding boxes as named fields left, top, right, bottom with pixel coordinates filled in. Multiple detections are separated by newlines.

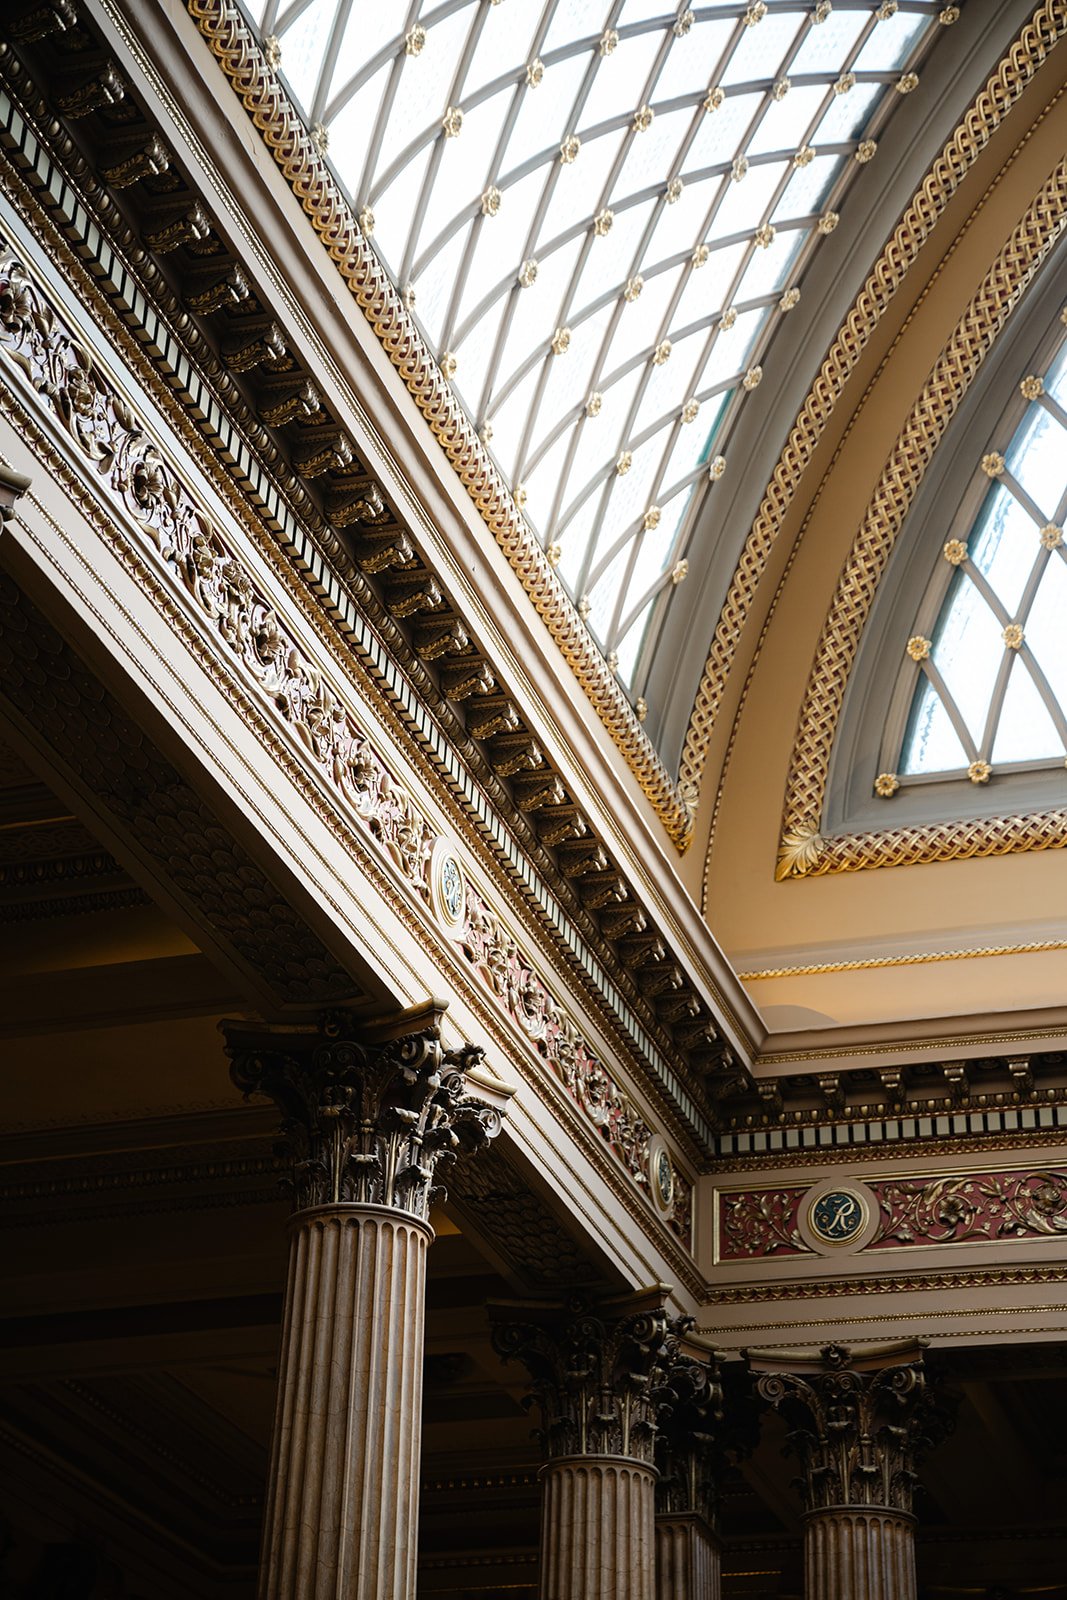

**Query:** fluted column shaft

left=260, top=1205, right=430, bottom=1600
left=655, top=1512, right=721, bottom=1600
left=540, top=1455, right=656, bottom=1600
left=804, top=1507, right=916, bottom=1600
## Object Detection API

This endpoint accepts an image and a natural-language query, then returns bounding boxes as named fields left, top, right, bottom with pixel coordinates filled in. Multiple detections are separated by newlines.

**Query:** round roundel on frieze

left=429, top=838, right=466, bottom=937
left=647, top=1135, right=676, bottom=1218
left=809, top=1188, right=867, bottom=1245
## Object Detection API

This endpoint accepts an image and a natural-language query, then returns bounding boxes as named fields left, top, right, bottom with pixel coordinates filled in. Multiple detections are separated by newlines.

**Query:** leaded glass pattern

left=248, top=0, right=944, bottom=701
left=891, top=310, right=1067, bottom=793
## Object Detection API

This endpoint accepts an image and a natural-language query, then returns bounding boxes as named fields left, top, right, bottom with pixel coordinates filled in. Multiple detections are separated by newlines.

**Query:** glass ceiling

left=248, top=0, right=944, bottom=707
left=896, top=310, right=1067, bottom=792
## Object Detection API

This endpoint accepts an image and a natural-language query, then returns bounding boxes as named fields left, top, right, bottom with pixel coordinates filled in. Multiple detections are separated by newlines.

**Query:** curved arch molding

left=776, top=152, right=1067, bottom=879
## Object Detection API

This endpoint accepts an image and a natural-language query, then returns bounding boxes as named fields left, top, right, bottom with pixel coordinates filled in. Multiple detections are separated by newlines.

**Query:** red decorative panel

left=717, top=1169, right=1067, bottom=1260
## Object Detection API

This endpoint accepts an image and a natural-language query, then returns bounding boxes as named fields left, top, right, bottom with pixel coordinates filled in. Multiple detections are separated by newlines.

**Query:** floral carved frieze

left=0, top=244, right=692, bottom=1247
left=719, top=1167, right=1067, bottom=1260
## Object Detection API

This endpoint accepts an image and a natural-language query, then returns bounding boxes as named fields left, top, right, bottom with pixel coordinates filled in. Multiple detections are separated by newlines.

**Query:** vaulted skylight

left=249, top=0, right=944, bottom=704
left=892, top=310, right=1067, bottom=793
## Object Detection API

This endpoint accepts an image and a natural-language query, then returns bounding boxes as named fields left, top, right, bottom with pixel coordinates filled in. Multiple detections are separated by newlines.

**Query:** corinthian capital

left=653, top=1329, right=728, bottom=1525
left=223, top=1001, right=503, bottom=1218
left=750, top=1342, right=951, bottom=1515
left=491, top=1292, right=695, bottom=1467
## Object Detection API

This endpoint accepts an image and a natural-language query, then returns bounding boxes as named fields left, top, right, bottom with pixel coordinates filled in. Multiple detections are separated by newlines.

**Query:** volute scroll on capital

left=749, top=1342, right=953, bottom=1516
left=222, top=1002, right=503, bottom=1220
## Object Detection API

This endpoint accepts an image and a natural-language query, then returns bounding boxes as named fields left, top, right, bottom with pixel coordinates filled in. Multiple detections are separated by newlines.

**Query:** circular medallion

left=429, top=840, right=466, bottom=936
left=647, top=1136, right=676, bottom=1217
left=808, top=1187, right=867, bottom=1246
left=440, top=855, right=464, bottom=921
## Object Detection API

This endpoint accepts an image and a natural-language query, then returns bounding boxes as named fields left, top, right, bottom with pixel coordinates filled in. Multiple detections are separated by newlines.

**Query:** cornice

left=0, top=20, right=758, bottom=1118
left=183, top=0, right=693, bottom=849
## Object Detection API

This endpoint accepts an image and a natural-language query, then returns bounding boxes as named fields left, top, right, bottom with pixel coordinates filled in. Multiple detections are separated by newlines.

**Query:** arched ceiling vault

left=702, top=45, right=1067, bottom=1063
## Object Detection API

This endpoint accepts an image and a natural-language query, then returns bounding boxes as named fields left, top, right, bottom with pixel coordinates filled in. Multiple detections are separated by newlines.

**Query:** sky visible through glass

left=900, top=317, right=1067, bottom=788
left=248, top=0, right=943, bottom=708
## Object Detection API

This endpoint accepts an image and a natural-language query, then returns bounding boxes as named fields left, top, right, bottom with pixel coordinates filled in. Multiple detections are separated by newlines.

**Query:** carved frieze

left=718, top=1166, right=1067, bottom=1260
left=0, top=238, right=694, bottom=1246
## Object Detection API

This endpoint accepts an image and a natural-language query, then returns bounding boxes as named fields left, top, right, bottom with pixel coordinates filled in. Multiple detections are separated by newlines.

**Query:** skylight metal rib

left=259, top=0, right=946, bottom=706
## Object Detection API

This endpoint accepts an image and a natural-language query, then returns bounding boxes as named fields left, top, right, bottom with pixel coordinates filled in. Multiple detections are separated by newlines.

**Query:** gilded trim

left=778, top=158, right=1067, bottom=878
left=679, top=0, right=1067, bottom=803
left=185, top=0, right=694, bottom=846
left=739, top=938, right=1067, bottom=979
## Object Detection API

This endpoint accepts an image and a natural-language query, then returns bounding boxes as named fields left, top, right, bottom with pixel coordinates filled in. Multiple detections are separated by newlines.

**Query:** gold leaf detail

left=732, top=155, right=749, bottom=182
left=968, top=760, right=992, bottom=785
left=981, top=451, right=1005, bottom=477
left=635, top=697, right=648, bottom=722
left=526, top=57, right=544, bottom=87
left=442, top=106, right=463, bottom=137
left=720, top=306, right=737, bottom=331
left=405, top=24, right=426, bottom=55
left=943, top=539, right=967, bottom=565
left=754, top=223, right=776, bottom=249
left=1002, top=623, right=1024, bottom=649
left=600, top=28, right=618, bottom=54
left=742, top=364, right=763, bottom=391
left=1040, top=524, right=1063, bottom=550
left=906, top=635, right=931, bottom=662
left=624, top=275, right=644, bottom=302
left=518, top=258, right=538, bottom=287
left=481, top=185, right=501, bottom=217
left=653, top=339, right=672, bottom=366
left=704, top=86, right=725, bottom=113
left=682, top=399, right=699, bottom=423
left=772, top=78, right=790, bottom=101
left=897, top=72, right=919, bottom=94
left=1020, top=374, right=1044, bottom=399
left=708, top=454, right=726, bottom=481
left=594, top=207, right=614, bottom=235
left=834, top=72, right=855, bottom=95
left=779, top=287, right=800, bottom=311
left=551, top=326, right=571, bottom=355
left=560, top=133, right=580, bottom=163
left=586, top=391, right=603, bottom=417
left=855, top=139, right=877, bottom=163
left=671, top=559, right=689, bottom=585
left=818, top=210, right=839, bottom=235
left=776, top=826, right=824, bottom=880
left=691, top=243, right=709, bottom=267
left=666, top=177, right=683, bottom=204
left=673, top=9, right=695, bottom=36
left=633, top=105, right=654, bottom=133
left=440, top=350, right=457, bottom=379
left=616, top=451, right=633, bottom=475
left=546, top=541, right=561, bottom=566
left=794, top=144, right=815, bottom=168
left=359, top=205, right=375, bottom=236
left=875, top=773, right=900, bottom=798
left=643, top=505, right=661, bottom=531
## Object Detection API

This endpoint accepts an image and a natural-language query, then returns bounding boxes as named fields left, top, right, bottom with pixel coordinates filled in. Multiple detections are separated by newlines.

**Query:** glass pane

left=901, top=677, right=969, bottom=775
left=278, top=0, right=339, bottom=113
left=991, top=656, right=1063, bottom=764
left=1006, top=404, right=1067, bottom=517
left=1024, top=552, right=1067, bottom=719
left=968, top=484, right=1040, bottom=618
left=931, top=572, right=1005, bottom=748
left=853, top=12, right=929, bottom=74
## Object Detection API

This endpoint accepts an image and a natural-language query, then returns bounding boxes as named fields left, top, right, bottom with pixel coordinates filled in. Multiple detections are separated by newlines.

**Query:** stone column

left=751, top=1343, right=949, bottom=1600
left=493, top=1293, right=679, bottom=1600
left=654, top=1338, right=727, bottom=1600
left=225, top=1001, right=503, bottom=1600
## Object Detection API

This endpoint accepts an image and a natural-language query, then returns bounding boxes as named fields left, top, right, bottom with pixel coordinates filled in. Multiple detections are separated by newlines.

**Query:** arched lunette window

left=248, top=0, right=946, bottom=709
left=878, top=308, right=1067, bottom=800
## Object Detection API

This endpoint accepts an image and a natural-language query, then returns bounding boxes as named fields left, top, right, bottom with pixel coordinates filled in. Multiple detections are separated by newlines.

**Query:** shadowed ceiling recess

left=249, top=0, right=945, bottom=707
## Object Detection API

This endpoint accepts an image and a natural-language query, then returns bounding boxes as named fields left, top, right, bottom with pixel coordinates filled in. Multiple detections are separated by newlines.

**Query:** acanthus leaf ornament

left=751, top=1343, right=950, bottom=1515
left=224, top=1008, right=501, bottom=1218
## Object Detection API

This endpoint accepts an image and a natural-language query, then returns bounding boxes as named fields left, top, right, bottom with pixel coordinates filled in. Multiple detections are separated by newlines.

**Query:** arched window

left=887, top=308, right=1067, bottom=795
left=247, top=0, right=942, bottom=702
